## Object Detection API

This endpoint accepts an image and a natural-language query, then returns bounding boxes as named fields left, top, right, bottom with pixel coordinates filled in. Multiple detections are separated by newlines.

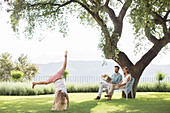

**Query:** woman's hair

left=54, top=90, right=66, bottom=111
left=124, top=66, right=130, bottom=74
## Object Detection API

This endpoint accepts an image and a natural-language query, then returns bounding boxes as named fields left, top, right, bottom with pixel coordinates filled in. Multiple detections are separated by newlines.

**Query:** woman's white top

left=54, top=79, right=67, bottom=94
left=121, top=74, right=131, bottom=84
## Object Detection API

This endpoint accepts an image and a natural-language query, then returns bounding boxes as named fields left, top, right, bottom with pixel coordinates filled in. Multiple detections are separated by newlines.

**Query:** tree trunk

left=115, top=39, right=169, bottom=99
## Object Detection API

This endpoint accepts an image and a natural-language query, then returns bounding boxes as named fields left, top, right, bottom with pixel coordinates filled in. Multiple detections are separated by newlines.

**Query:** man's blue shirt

left=111, top=73, right=122, bottom=84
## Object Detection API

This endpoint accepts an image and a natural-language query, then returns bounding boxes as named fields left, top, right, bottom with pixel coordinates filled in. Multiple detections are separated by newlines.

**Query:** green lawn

left=0, top=92, right=170, bottom=113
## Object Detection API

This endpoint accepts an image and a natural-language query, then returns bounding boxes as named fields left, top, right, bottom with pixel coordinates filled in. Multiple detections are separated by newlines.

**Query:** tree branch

left=28, top=2, right=67, bottom=7
left=74, top=0, right=94, bottom=16
left=95, top=13, right=111, bottom=38
left=74, top=1, right=110, bottom=38
left=26, top=0, right=74, bottom=12
left=135, top=38, right=169, bottom=77
left=153, top=12, right=168, bottom=37
left=145, top=24, right=158, bottom=44
left=115, top=50, right=134, bottom=73
left=55, top=0, right=74, bottom=8
left=164, top=10, right=170, bottom=20
left=105, top=6, right=118, bottom=25
left=105, top=0, right=110, bottom=6
left=89, top=0, right=96, bottom=5
left=153, top=12, right=164, bottom=21
left=117, top=0, right=123, bottom=4
left=23, top=0, right=75, bottom=18
left=118, top=0, right=132, bottom=22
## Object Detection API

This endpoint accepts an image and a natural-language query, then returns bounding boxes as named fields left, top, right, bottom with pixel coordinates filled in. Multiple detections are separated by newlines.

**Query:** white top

left=121, top=74, right=131, bottom=84
left=54, top=79, right=67, bottom=94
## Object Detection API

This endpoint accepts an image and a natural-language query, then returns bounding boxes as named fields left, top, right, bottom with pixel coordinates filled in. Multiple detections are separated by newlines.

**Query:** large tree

left=2, top=0, right=170, bottom=97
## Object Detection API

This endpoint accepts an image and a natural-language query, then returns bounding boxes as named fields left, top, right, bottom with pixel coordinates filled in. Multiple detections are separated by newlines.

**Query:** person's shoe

left=32, top=82, right=35, bottom=89
left=106, top=98, right=111, bottom=100
left=105, top=95, right=111, bottom=97
left=94, top=96, right=100, bottom=100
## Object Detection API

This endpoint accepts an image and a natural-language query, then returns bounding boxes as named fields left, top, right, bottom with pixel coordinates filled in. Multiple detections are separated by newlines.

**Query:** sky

left=0, top=2, right=170, bottom=65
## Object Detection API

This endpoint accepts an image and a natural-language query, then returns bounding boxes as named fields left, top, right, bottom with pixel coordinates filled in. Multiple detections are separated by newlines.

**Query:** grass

left=0, top=92, right=170, bottom=113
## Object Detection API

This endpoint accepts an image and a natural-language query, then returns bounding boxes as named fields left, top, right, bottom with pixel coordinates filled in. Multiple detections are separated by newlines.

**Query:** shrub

left=63, top=70, right=69, bottom=81
left=136, top=82, right=170, bottom=92
left=0, top=82, right=54, bottom=96
left=155, top=72, right=167, bottom=84
left=11, top=70, right=24, bottom=82
left=0, top=82, right=170, bottom=96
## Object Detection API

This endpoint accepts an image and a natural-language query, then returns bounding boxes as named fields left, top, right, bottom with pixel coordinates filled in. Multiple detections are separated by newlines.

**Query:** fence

left=139, top=76, right=170, bottom=83
left=33, top=76, right=170, bottom=84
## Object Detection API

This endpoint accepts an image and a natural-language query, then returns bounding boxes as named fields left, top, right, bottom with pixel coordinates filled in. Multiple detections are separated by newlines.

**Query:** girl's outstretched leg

left=32, top=80, right=51, bottom=89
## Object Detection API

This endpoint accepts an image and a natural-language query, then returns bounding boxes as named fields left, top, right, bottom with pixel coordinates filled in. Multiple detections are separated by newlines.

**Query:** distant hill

left=37, top=61, right=115, bottom=77
left=36, top=60, right=170, bottom=77
left=142, top=64, right=170, bottom=77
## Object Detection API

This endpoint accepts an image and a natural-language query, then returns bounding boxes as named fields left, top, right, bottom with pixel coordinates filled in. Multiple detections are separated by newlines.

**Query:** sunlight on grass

left=0, top=92, right=170, bottom=113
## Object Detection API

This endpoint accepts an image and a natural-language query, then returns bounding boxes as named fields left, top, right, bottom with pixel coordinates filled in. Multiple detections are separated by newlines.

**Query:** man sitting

left=94, top=66, right=122, bottom=100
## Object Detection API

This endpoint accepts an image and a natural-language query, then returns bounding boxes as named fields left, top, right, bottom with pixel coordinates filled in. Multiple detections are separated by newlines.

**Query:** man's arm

left=119, top=79, right=123, bottom=84
left=65, top=94, right=69, bottom=110
left=118, top=75, right=122, bottom=84
left=117, top=75, right=123, bottom=86
left=62, top=51, right=68, bottom=70
left=109, top=74, right=115, bottom=84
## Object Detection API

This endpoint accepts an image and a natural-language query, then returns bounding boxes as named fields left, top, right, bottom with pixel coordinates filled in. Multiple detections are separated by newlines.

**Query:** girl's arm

left=119, top=76, right=130, bottom=87
left=51, top=93, right=57, bottom=110
left=51, top=101, right=55, bottom=110
left=62, top=51, right=68, bottom=70
left=65, top=94, right=69, bottom=110
left=51, top=98, right=56, bottom=110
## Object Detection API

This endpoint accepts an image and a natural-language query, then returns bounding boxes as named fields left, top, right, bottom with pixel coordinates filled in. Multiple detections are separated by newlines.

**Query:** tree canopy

left=3, top=0, right=169, bottom=58
left=130, top=0, right=170, bottom=53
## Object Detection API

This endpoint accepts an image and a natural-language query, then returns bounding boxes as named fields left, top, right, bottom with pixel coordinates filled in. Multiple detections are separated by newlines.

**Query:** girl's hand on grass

left=51, top=108, right=54, bottom=111
left=64, top=108, right=69, bottom=111
left=51, top=105, right=55, bottom=111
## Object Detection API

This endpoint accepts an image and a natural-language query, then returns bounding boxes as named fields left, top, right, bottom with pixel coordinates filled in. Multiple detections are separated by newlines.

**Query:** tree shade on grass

left=0, top=92, right=170, bottom=113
